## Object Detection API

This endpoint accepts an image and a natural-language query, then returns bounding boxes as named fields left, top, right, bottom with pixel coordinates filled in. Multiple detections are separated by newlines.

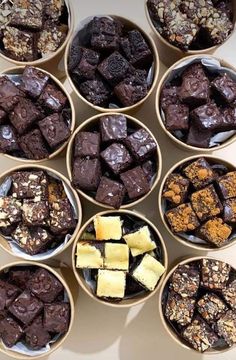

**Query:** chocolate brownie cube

left=204, top=8, right=233, bottom=45
left=100, top=114, right=127, bottom=142
left=114, top=74, right=148, bottom=107
left=165, top=104, right=189, bottom=131
left=197, top=293, right=228, bottom=324
left=121, top=30, right=152, bottom=68
left=179, top=76, right=209, bottom=107
left=27, top=268, right=63, bottom=303
left=160, top=85, right=180, bottom=111
left=187, top=124, right=212, bottom=148
left=0, top=280, right=20, bottom=310
left=98, top=51, right=131, bottom=86
left=49, top=198, right=76, bottom=235
left=120, top=166, right=150, bottom=200
left=95, top=176, right=125, bottom=209
left=3, top=27, right=37, bottom=62
left=220, top=107, right=236, bottom=131
left=0, top=108, right=6, bottom=123
left=180, top=0, right=213, bottom=25
left=44, top=0, right=65, bottom=20
left=71, top=47, right=100, bottom=81
left=74, top=131, right=100, bottom=158
left=20, top=66, right=49, bottom=99
left=0, top=125, right=20, bottom=153
left=218, top=171, right=236, bottom=199
left=44, top=303, right=70, bottom=333
left=222, top=280, right=236, bottom=310
left=142, top=160, right=156, bottom=183
left=79, top=79, right=110, bottom=106
left=9, top=98, right=41, bottom=135
left=182, top=63, right=208, bottom=81
left=39, top=113, right=71, bottom=148
left=124, top=128, right=157, bottom=162
left=217, top=310, right=236, bottom=346
left=183, top=157, right=215, bottom=189
left=171, top=264, right=200, bottom=297
left=25, top=315, right=50, bottom=350
left=22, top=200, right=49, bottom=226
left=101, top=143, right=133, bottom=175
left=191, top=185, right=222, bottom=221
left=10, top=0, right=43, bottom=30
left=0, top=196, right=22, bottom=230
left=0, top=317, right=23, bottom=347
left=198, top=218, right=232, bottom=247
left=165, top=203, right=200, bottom=233
left=162, top=173, right=190, bottom=206
left=191, top=102, right=224, bottom=131
left=165, top=291, right=195, bottom=326
left=37, top=22, right=67, bottom=57
left=90, top=17, right=122, bottom=52
left=8, top=268, right=32, bottom=290
left=19, top=129, right=49, bottom=160
left=224, top=198, right=236, bottom=222
left=201, top=258, right=231, bottom=290
left=11, top=170, right=48, bottom=200
left=72, top=157, right=101, bottom=191
left=0, top=76, right=25, bottom=112
left=38, top=84, right=67, bottom=113
left=212, top=73, right=236, bottom=104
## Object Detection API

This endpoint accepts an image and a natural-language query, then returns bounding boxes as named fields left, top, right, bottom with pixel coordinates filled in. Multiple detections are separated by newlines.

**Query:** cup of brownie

left=0, top=65, right=75, bottom=162
left=145, top=0, right=235, bottom=66
left=156, top=55, right=236, bottom=152
left=0, top=0, right=73, bottom=79
left=72, top=210, right=168, bottom=307
left=65, top=15, right=159, bottom=112
left=0, top=260, right=74, bottom=359
left=159, top=256, right=236, bottom=354
left=66, top=112, right=162, bottom=209
left=0, top=164, right=82, bottom=260
left=159, top=154, right=236, bottom=251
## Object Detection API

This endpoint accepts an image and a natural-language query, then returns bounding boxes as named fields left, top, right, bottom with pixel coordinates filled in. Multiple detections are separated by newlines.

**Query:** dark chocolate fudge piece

left=165, top=203, right=200, bottom=233
left=100, top=114, right=127, bottom=142
left=39, top=113, right=71, bottom=148
left=20, top=66, right=49, bottom=99
left=0, top=76, right=25, bottom=112
left=101, top=143, right=133, bottom=175
left=218, top=172, right=236, bottom=199
left=222, top=280, right=236, bottom=310
left=160, top=85, right=180, bottom=111
left=197, top=293, right=228, bottom=324
left=120, top=166, right=150, bottom=200
left=0, top=196, right=22, bottom=229
left=71, top=47, right=100, bottom=81
left=165, top=291, right=195, bottom=326
left=165, top=104, right=189, bottom=131
left=44, top=303, right=70, bottom=333
left=8, top=268, right=32, bottom=290
left=220, top=107, right=236, bottom=131
left=22, top=200, right=49, bottom=226
left=37, top=22, right=67, bottom=57
left=114, top=73, right=148, bottom=107
left=198, top=218, right=232, bottom=247
left=95, top=176, right=125, bottom=209
left=9, top=98, right=41, bottom=135
left=25, top=315, right=50, bottom=350
left=191, top=102, right=224, bottom=131
left=0, top=280, right=20, bottom=310
left=0, top=317, right=23, bottom=347
left=201, top=258, right=231, bottom=290
left=72, top=157, right=101, bottom=191
left=38, top=84, right=67, bottom=113
left=124, top=128, right=157, bottom=162
left=191, top=185, right=222, bottom=221
left=187, top=124, right=211, bottom=148
left=28, top=268, right=63, bottom=303
left=11, top=170, right=48, bottom=200
left=0, top=125, right=19, bottom=153
left=171, top=264, right=200, bottom=297
left=212, top=73, right=236, bottom=104
left=179, top=76, right=209, bottom=107
left=217, top=310, right=236, bottom=346
left=182, top=63, right=208, bottom=81
left=74, top=131, right=100, bottom=158
left=9, top=0, right=43, bottom=30
left=0, top=108, right=6, bottom=123
left=224, top=198, right=236, bottom=222
left=162, top=173, right=190, bottom=206
left=204, top=8, right=233, bottom=45
left=183, top=157, right=215, bottom=189
left=90, top=16, right=122, bottom=52
left=19, top=129, right=49, bottom=160
left=49, top=198, right=76, bottom=235
left=79, top=79, right=110, bottom=106
left=121, top=30, right=152, bottom=68
left=3, top=27, right=37, bottom=62
left=98, top=51, right=131, bottom=86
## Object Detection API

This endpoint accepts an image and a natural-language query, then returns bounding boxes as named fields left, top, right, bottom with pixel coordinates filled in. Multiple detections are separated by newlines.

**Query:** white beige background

left=0, top=0, right=236, bottom=359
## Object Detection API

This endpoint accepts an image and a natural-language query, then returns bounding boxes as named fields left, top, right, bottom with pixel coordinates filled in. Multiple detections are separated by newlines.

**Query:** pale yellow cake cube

left=94, top=216, right=122, bottom=240
left=76, top=242, right=103, bottom=269
left=96, top=269, right=125, bottom=298
left=104, top=243, right=129, bottom=270
left=123, top=226, right=156, bottom=256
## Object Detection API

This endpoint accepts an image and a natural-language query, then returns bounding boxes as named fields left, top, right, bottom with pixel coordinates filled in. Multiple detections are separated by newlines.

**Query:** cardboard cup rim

left=0, top=260, right=75, bottom=360
left=0, top=163, right=82, bottom=260
left=0, top=65, right=76, bottom=163
left=64, top=14, right=160, bottom=113
left=66, top=112, right=162, bottom=209
left=72, top=209, right=168, bottom=308
left=155, top=54, right=236, bottom=152
left=158, top=153, right=236, bottom=251
left=158, top=255, right=236, bottom=355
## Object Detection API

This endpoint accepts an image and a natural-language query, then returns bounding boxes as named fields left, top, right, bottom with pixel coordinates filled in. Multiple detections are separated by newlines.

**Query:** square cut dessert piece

left=190, top=185, right=222, bottom=221
left=198, top=218, right=232, bottom=247
left=37, top=22, right=67, bottom=57
left=120, top=166, right=150, bottom=200
left=100, top=114, right=127, bottom=142
left=9, top=0, right=43, bottom=30
left=165, top=104, right=189, bottom=131
left=49, top=198, right=76, bottom=235
left=218, top=172, right=236, bottom=199
left=0, top=76, right=25, bottom=112
left=162, top=173, right=190, bottom=206
left=48, top=179, right=66, bottom=204
left=0, top=317, right=23, bottom=348
left=11, top=171, right=48, bottom=200
left=160, top=85, right=180, bottom=111
left=190, top=102, right=224, bottom=131
left=95, top=177, right=125, bottom=209
left=39, top=113, right=71, bottom=148
left=96, top=269, right=126, bottom=299
left=0, top=125, right=20, bottom=153
left=20, top=66, right=49, bottom=99
left=43, top=303, right=70, bottom=333
left=79, top=79, right=110, bottom=107
left=9, top=98, right=41, bottom=135
left=19, top=129, right=49, bottom=160
left=212, top=73, right=236, bottom=104
left=0, top=197, right=22, bottom=229
left=98, top=51, right=131, bottom=86
left=104, top=243, right=129, bottom=271
left=124, top=128, right=157, bottom=162
left=22, top=200, right=49, bottom=226
left=222, top=280, right=236, bottom=310
left=8, top=268, right=31, bottom=290
left=186, top=124, right=211, bottom=148
left=72, top=157, right=101, bottom=191
left=132, top=254, right=165, bottom=291
left=217, top=310, right=236, bottom=347
left=165, top=203, right=200, bottom=233
left=94, top=216, right=122, bottom=240
left=114, top=72, right=148, bottom=107
left=121, top=30, right=152, bottom=68
left=0, top=280, right=20, bottom=310
left=3, top=27, right=37, bottom=62
left=25, top=315, right=50, bottom=350
left=171, top=264, right=200, bottom=298
left=90, top=17, right=122, bottom=52
left=76, top=241, right=104, bottom=269
left=100, top=143, right=133, bottom=175
left=123, top=226, right=156, bottom=257
left=183, top=157, right=215, bottom=189
left=204, top=8, right=233, bottom=45
left=165, top=291, right=195, bottom=326
left=197, top=293, right=228, bottom=324
left=201, top=258, right=231, bottom=290
left=179, top=75, right=209, bottom=107
left=182, top=63, right=208, bottom=81
left=179, top=0, right=213, bottom=25
left=74, top=131, right=100, bottom=158
left=71, top=47, right=100, bottom=81
left=38, top=84, right=67, bottom=113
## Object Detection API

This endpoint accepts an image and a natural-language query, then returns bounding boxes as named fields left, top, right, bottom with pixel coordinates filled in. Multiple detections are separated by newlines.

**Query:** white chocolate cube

left=76, top=242, right=103, bottom=269
left=123, top=226, right=156, bottom=256
left=96, top=269, right=125, bottom=298
left=104, top=243, right=129, bottom=270
left=94, top=216, right=122, bottom=240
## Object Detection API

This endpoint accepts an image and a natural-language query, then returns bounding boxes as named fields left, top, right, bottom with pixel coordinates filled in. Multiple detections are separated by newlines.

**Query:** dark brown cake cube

left=217, top=310, right=236, bottom=346
left=0, top=317, right=23, bottom=347
left=180, top=0, right=213, bottom=25
left=201, top=258, right=231, bottom=290
left=0, top=125, right=19, bottom=153
left=224, top=198, right=236, bottom=222
left=0, top=280, right=20, bottom=310
left=39, top=113, right=71, bottom=148
left=22, top=200, right=49, bottom=226
left=9, top=98, right=41, bottom=135
left=218, top=172, right=236, bottom=199
left=9, top=290, right=43, bottom=325
left=98, top=51, right=131, bottom=86
left=79, top=79, right=110, bottom=106
left=165, top=104, right=189, bottom=131
left=49, top=198, right=76, bottom=235
left=100, top=114, right=127, bottom=142
left=183, top=157, right=215, bottom=189
left=191, top=102, right=224, bottom=131
left=165, top=203, right=200, bottom=233
left=11, top=170, right=48, bottom=200
left=25, top=315, right=50, bottom=350
left=20, top=66, right=49, bottom=98
left=0, top=76, right=25, bottom=112
left=198, top=218, right=232, bottom=247
left=220, top=107, right=236, bottom=131
left=191, top=185, right=222, bottom=221
left=71, top=47, right=100, bottom=81
left=171, top=264, right=200, bottom=297
left=114, top=74, right=148, bottom=106
left=197, top=293, right=228, bottom=324
left=101, top=143, right=133, bottom=175
left=44, top=0, right=65, bottom=20
left=162, top=173, right=190, bottom=206
left=90, top=17, right=122, bottom=52
left=8, top=268, right=32, bottom=290
left=9, top=0, right=43, bottom=30
left=38, top=84, right=67, bottom=113
left=179, top=76, right=209, bottom=107
left=0, top=196, right=22, bottom=229
left=187, top=124, right=211, bottom=148
left=120, top=166, right=150, bottom=200
left=37, top=22, right=67, bottom=57
left=19, top=129, right=49, bottom=160
left=212, top=73, right=236, bottom=104
left=204, top=8, right=233, bottom=45
left=182, top=63, right=208, bottom=81
left=74, top=131, right=100, bottom=158
left=72, top=157, right=101, bottom=191
left=124, top=128, right=157, bottom=162
left=44, top=303, right=70, bottom=333
left=222, top=280, right=236, bottom=310
left=95, top=176, right=125, bottom=209
left=165, top=291, right=195, bottom=326
left=160, top=85, right=180, bottom=111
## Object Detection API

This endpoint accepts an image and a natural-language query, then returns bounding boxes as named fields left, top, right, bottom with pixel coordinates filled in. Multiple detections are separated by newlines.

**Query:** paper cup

left=158, top=154, right=236, bottom=252
left=156, top=54, right=236, bottom=152
left=159, top=256, right=236, bottom=354
left=72, top=209, right=168, bottom=308
left=66, top=112, right=162, bottom=209
left=145, top=1, right=236, bottom=67
left=65, top=15, right=159, bottom=113
left=0, top=65, right=75, bottom=163
left=0, top=164, right=82, bottom=261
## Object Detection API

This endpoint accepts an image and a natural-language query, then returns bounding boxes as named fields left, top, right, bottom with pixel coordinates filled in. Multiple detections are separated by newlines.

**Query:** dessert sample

left=0, top=265, right=71, bottom=352
left=68, top=16, right=155, bottom=108
left=0, top=168, right=77, bottom=256
left=0, top=0, right=69, bottom=62
left=159, top=61, right=236, bottom=149
left=162, top=157, right=236, bottom=248
left=162, top=258, right=236, bottom=352
left=75, top=214, right=166, bottom=302
left=0, top=66, right=72, bottom=160
left=71, top=114, right=158, bottom=208
left=147, top=0, right=233, bottom=51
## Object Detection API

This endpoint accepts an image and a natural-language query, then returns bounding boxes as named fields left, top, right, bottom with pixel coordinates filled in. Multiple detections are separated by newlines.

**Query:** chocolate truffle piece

left=20, top=66, right=49, bottom=99
left=8, top=290, right=43, bottom=325
left=38, top=84, right=67, bottom=113
left=9, top=98, right=41, bottom=135
left=3, top=27, right=37, bottom=61
left=72, top=157, right=101, bottom=191
left=104, top=243, right=129, bottom=271
left=123, top=226, right=156, bottom=257
left=162, top=173, right=190, bottom=206
left=0, top=76, right=25, bottom=112
left=11, top=170, right=48, bottom=200
left=74, top=131, right=100, bottom=158
left=212, top=73, right=236, bottom=104
left=22, top=200, right=49, bottom=226
left=0, top=125, right=19, bottom=153
left=224, top=198, right=236, bottom=222
left=218, top=172, right=236, bottom=199
left=197, top=293, right=228, bottom=324
left=204, top=8, right=233, bottom=45
left=165, top=203, right=200, bottom=233
left=28, top=268, right=63, bottom=303
left=95, top=176, right=125, bottom=209
left=124, top=128, right=157, bottom=162
left=19, top=129, right=49, bottom=160
left=96, top=269, right=126, bottom=299
left=101, top=143, right=133, bottom=175
left=201, top=258, right=231, bottom=290
left=90, top=17, right=122, bottom=52
left=191, top=185, right=222, bottom=221
left=187, top=124, right=211, bottom=148
left=183, top=157, right=215, bottom=189
left=71, top=47, right=100, bottom=81
left=191, top=102, right=225, bottom=131
left=9, top=0, right=43, bottom=30
left=44, top=303, right=70, bottom=333
left=0, top=317, right=23, bottom=348
left=165, top=291, right=195, bottom=326
left=25, top=315, right=50, bottom=350
left=0, top=280, right=20, bottom=310
left=100, top=114, right=127, bottom=142
left=37, top=22, right=67, bottom=56
left=0, top=197, right=22, bottom=229
left=39, top=113, right=70, bottom=148
left=114, top=74, right=148, bottom=107
left=165, top=104, right=189, bottom=131
left=222, top=280, right=236, bottom=310
left=120, top=166, right=150, bottom=200
left=76, top=241, right=104, bottom=269
left=171, top=264, right=200, bottom=298
left=94, top=215, right=122, bottom=241
left=179, top=76, right=209, bottom=107
left=198, top=218, right=232, bottom=247
left=160, top=85, right=180, bottom=111
left=217, top=310, right=236, bottom=346
left=98, top=51, right=131, bottom=86
left=49, top=198, right=76, bottom=235
left=48, top=179, right=66, bottom=204
left=8, top=268, right=31, bottom=290
left=79, top=79, right=110, bottom=106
